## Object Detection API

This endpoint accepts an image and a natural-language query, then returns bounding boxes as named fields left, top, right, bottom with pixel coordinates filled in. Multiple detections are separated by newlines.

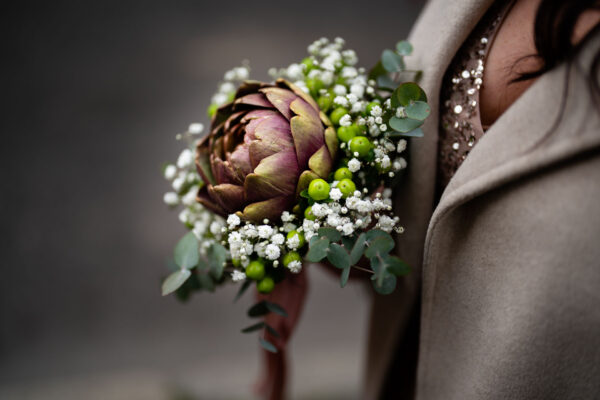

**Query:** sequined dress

left=437, top=0, right=515, bottom=191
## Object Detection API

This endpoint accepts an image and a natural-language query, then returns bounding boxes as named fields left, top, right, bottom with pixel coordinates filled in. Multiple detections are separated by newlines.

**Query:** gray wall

left=1, top=1, right=422, bottom=398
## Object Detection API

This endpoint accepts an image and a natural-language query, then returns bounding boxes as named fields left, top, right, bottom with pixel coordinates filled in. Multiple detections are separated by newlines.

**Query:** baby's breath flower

left=329, top=188, right=343, bottom=201
left=287, top=260, right=302, bottom=273
left=370, top=105, right=383, bottom=117
left=265, top=244, right=281, bottom=260
left=333, top=84, right=347, bottom=96
left=177, top=149, right=194, bottom=169
left=231, top=270, right=246, bottom=282
left=348, top=158, right=361, bottom=172
left=258, top=225, right=274, bottom=239
left=397, top=139, right=407, bottom=153
left=163, top=192, right=179, bottom=206
left=271, top=233, right=285, bottom=245
left=164, top=164, right=177, bottom=180
left=227, top=214, right=241, bottom=228
left=339, top=114, right=352, bottom=127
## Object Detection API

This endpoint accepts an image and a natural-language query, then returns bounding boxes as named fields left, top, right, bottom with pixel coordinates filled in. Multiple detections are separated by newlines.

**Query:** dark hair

left=513, top=0, right=600, bottom=100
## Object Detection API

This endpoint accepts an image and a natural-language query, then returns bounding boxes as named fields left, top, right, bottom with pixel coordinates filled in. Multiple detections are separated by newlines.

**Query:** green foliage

left=306, top=237, right=330, bottom=262
left=161, top=269, right=191, bottom=296
left=265, top=301, right=288, bottom=317
left=248, top=301, right=270, bottom=317
left=386, top=256, right=411, bottom=276
left=174, top=232, right=199, bottom=270
left=241, top=321, right=265, bottom=333
left=340, top=266, right=351, bottom=288
left=389, top=116, right=424, bottom=133
left=365, top=236, right=395, bottom=258
left=381, top=49, right=404, bottom=72
left=206, top=243, right=227, bottom=280
left=393, top=82, right=428, bottom=107
left=318, top=227, right=341, bottom=242
left=350, top=233, right=367, bottom=265
left=371, top=272, right=397, bottom=295
left=388, top=127, right=424, bottom=138
left=405, top=101, right=431, bottom=121
left=259, top=338, right=278, bottom=353
left=233, top=280, right=251, bottom=302
left=327, top=243, right=350, bottom=269
left=396, top=40, right=413, bottom=56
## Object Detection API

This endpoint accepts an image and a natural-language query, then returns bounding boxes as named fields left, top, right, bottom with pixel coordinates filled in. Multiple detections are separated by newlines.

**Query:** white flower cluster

left=296, top=189, right=403, bottom=241
left=211, top=64, right=250, bottom=107
left=224, top=214, right=303, bottom=276
left=163, top=124, right=225, bottom=255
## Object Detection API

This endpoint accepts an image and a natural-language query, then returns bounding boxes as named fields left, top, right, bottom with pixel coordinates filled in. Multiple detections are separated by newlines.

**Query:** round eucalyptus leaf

left=396, top=40, right=413, bottom=56
left=350, top=233, right=367, bottom=265
left=366, top=229, right=392, bottom=242
left=389, top=116, right=423, bottom=133
left=318, top=227, right=341, bottom=242
left=327, top=243, right=351, bottom=269
left=377, top=75, right=396, bottom=90
left=207, top=242, right=227, bottom=280
left=174, top=231, right=200, bottom=269
left=405, top=101, right=431, bottom=121
left=386, top=255, right=411, bottom=276
left=381, top=49, right=404, bottom=72
left=161, top=269, right=192, bottom=296
left=394, top=82, right=427, bottom=106
left=340, top=266, right=351, bottom=288
left=306, top=237, right=330, bottom=262
left=365, top=236, right=395, bottom=259
left=371, top=272, right=397, bottom=295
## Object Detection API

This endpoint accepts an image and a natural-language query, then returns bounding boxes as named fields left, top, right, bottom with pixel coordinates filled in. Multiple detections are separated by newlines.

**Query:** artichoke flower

left=196, top=79, right=337, bottom=223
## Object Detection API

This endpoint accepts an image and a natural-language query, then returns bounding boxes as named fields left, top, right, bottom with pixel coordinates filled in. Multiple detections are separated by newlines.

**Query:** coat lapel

left=364, top=1, right=496, bottom=398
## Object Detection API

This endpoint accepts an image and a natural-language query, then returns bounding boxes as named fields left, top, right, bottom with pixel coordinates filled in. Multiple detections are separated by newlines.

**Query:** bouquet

left=160, top=37, right=429, bottom=395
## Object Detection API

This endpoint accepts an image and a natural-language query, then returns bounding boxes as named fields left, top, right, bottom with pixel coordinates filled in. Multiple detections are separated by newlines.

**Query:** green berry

left=245, top=259, right=265, bottom=281
left=337, top=124, right=361, bottom=143
left=231, top=258, right=242, bottom=268
left=306, top=78, right=324, bottom=97
left=283, top=251, right=302, bottom=267
left=207, top=103, right=218, bottom=117
left=334, top=167, right=353, bottom=181
left=257, top=276, right=275, bottom=294
left=330, top=107, right=348, bottom=125
left=337, top=178, right=356, bottom=198
left=349, top=136, right=372, bottom=158
left=366, top=101, right=381, bottom=115
left=317, top=95, right=333, bottom=112
left=308, top=178, right=330, bottom=201
left=286, top=230, right=306, bottom=248
left=304, top=206, right=316, bottom=221
left=301, top=57, right=315, bottom=73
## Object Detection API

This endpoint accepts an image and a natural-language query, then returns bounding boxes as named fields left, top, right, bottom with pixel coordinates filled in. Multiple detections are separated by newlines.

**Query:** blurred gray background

left=1, top=1, right=422, bottom=398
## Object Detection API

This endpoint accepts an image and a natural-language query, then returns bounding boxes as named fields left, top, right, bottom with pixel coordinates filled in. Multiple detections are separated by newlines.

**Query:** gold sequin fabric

left=437, top=0, right=514, bottom=190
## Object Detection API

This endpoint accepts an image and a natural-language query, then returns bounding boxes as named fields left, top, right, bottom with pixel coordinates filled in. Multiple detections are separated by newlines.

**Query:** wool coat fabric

left=364, top=1, right=600, bottom=399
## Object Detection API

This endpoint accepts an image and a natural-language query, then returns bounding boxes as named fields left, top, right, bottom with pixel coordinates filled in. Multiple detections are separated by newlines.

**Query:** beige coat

left=364, top=1, right=600, bottom=399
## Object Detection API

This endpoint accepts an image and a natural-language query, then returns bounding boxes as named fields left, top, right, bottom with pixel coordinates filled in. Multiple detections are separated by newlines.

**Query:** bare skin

left=479, top=0, right=600, bottom=128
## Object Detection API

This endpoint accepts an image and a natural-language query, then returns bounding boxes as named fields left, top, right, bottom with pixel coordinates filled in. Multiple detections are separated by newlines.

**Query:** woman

left=366, top=0, right=600, bottom=398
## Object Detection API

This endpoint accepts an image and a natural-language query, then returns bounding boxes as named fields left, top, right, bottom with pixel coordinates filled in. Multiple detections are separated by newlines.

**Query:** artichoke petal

left=238, top=196, right=294, bottom=223
left=248, top=116, right=295, bottom=169
left=196, top=143, right=216, bottom=185
left=308, top=144, right=333, bottom=178
left=208, top=183, right=246, bottom=214
left=244, top=150, right=299, bottom=201
left=260, top=87, right=297, bottom=120
left=227, top=144, right=253, bottom=179
left=324, top=126, right=338, bottom=160
left=295, top=170, right=320, bottom=195
left=234, top=93, right=273, bottom=108
left=289, top=98, right=325, bottom=168
left=276, top=79, right=320, bottom=112
left=197, top=186, right=227, bottom=215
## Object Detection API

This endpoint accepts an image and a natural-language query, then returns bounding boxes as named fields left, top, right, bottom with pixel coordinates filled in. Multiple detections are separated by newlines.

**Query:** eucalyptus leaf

left=389, top=116, right=423, bottom=133
left=381, top=49, right=404, bottom=72
left=318, top=227, right=341, bottom=242
left=207, top=242, right=227, bottom=280
left=340, top=266, right=351, bottom=288
left=401, top=127, right=424, bottom=137
left=341, top=235, right=357, bottom=251
left=365, top=229, right=390, bottom=242
left=368, top=60, right=387, bottom=80
left=309, top=235, right=320, bottom=247
left=327, top=243, right=351, bottom=269
left=306, top=237, right=330, bottom=262
left=396, top=40, right=413, bottom=56
left=174, top=232, right=199, bottom=270
left=161, top=269, right=192, bottom=296
left=394, top=82, right=427, bottom=106
left=350, top=233, right=367, bottom=265
left=265, top=301, right=288, bottom=317
left=248, top=301, right=269, bottom=318
left=300, top=189, right=310, bottom=199
left=234, top=280, right=251, bottom=302
left=371, top=272, right=397, bottom=295
left=405, top=101, right=431, bottom=121
left=259, top=338, right=278, bottom=353
left=265, top=324, right=280, bottom=338
left=386, top=256, right=411, bottom=276
left=241, top=322, right=265, bottom=333
left=197, top=272, right=216, bottom=292
left=365, top=236, right=395, bottom=258
left=377, top=75, right=397, bottom=90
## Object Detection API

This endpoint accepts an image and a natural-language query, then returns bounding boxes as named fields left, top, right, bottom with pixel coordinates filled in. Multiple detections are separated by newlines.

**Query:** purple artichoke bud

left=196, top=79, right=337, bottom=223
